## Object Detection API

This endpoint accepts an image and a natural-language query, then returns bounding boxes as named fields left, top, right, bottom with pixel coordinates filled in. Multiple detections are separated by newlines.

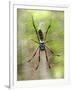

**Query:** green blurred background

left=17, top=9, right=64, bottom=80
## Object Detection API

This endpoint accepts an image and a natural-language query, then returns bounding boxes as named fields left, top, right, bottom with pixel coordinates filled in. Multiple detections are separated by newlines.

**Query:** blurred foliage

left=17, top=9, right=64, bottom=80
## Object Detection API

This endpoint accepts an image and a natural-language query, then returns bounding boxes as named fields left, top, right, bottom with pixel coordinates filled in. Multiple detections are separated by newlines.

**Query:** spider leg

left=46, top=46, right=54, bottom=54
left=46, top=46, right=60, bottom=56
left=35, top=49, right=40, bottom=70
left=31, top=39, right=39, bottom=44
left=32, top=16, right=39, bottom=42
left=45, top=48, right=51, bottom=69
left=27, top=47, right=39, bottom=62
left=45, top=40, right=49, bottom=43
left=44, top=24, right=51, bottom=41
left=45, top=40, right=52, bottom=44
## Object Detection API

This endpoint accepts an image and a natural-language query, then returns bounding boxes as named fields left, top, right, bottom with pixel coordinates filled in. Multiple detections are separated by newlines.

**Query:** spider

left=27, top=16, right=59, bottom=70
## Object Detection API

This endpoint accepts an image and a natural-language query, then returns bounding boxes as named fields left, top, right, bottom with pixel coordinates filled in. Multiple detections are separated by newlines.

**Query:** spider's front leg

left=27, top=47, right=38, bottom=62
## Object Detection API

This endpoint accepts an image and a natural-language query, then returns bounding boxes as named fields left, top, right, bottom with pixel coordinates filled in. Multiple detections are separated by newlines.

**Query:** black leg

left=46, top=46, right=60, bottom=56
left=31, top=39, right=39, bottom=44
left=44, top=24, right=51, bottom=41
left=45, top=40, right=49, bottom=43
left=46, top=46, right=54, bottom=54
left=35, top=49, right=40, bottom=70
left=32, top=16, right=39, bottom=41
left=27, top=47, right=39, bottom=62
left=45, top=48, right=51, bottom=69
left=45, top=40, right=53, bottom=44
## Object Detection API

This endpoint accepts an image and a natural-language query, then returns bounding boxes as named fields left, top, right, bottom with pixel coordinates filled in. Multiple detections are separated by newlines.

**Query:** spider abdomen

left=39, top=43, right=45, bottom=51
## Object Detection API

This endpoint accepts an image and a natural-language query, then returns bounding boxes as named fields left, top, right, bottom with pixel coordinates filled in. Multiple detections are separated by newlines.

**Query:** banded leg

left=45, top=48, right=51, bottom=69
left=27, top=47, right=38, bottom=62
left=35, top=49, right=40, bottom=70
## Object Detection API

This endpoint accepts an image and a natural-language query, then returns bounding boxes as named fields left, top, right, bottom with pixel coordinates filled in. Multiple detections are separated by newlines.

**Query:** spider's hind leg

left=35, top=49, right=40, bottom=70
left=45, top=48, right=51, bottom=69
